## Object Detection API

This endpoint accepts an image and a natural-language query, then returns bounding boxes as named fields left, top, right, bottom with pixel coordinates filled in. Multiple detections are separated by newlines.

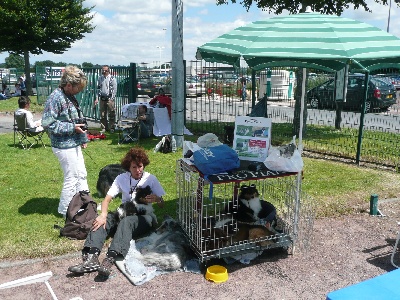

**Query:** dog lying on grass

left=96, top=164, right=125, bottom=197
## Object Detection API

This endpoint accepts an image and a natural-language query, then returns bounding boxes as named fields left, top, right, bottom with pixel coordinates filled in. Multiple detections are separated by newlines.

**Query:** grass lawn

left=1, top=96, right=400, bottom=260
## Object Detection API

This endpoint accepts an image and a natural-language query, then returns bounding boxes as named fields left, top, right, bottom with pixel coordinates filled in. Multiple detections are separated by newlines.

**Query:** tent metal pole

left=356, top=72, right=369, bottom=164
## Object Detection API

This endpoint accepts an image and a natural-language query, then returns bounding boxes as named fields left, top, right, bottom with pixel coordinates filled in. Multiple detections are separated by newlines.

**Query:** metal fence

left=181, top=62, right=400, bottom=171
left=35, top=64, right=136, bottom=119
left=34, top=62, right=400, bottom=170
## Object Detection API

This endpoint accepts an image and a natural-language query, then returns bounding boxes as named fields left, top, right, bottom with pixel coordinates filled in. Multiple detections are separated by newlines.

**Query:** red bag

left=87, top=130, right=106, bottom=141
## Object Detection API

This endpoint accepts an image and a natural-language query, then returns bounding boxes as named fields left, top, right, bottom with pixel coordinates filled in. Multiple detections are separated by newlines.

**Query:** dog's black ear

left=144, top=185, right=152, bottom=194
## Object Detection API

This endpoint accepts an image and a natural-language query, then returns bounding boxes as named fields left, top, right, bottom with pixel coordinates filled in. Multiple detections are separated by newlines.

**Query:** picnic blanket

left=115, top=217, right=200, bottom=285
left=116, top=239, right=200, bottom=286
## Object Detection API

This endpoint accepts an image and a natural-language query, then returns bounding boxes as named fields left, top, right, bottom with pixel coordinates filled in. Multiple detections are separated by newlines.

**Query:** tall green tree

left=216, top=0, right=390, bottom=15
left=0, top=0, right=95, bottom=95
left=34, top=60, right=57, bottom=68
left=82, top=62, right=94, bottom=68
left=5, top=54, right=24, bottom=69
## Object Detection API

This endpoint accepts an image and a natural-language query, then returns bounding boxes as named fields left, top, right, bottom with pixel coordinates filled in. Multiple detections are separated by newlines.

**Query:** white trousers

left=52, top=146, right=89, bottom=216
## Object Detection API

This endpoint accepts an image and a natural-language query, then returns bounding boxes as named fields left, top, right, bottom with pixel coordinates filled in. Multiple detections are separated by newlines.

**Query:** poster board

left=233, top=116, right=272, bottom=162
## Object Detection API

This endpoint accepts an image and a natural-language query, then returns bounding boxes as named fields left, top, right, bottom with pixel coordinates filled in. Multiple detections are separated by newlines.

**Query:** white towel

left=152, top=108, right=171, bottom=136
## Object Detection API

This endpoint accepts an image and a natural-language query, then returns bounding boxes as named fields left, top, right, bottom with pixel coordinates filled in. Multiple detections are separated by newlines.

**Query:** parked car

left=1, top=74, right=18, bottom=85
left=307, top=74, right=397, bottom=112
left=387, top=74, right=400, bottom=90
left=136, top=77, right=160, bottom=98
left=160, top=78, right=206, bottom=97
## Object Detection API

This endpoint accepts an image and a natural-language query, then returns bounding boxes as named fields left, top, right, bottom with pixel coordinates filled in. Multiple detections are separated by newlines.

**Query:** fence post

left=369, top=194, right=378, bottom=215
left=266, top=69, right=272, bottom=97
left=251, top=69, right=256, bottom=106
left=129, top=63, right=136, bottom=103
left=355, top=72, right=368, bottom=165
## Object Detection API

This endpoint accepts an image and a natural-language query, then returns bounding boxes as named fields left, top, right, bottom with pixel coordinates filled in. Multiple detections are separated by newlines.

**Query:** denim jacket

left=42, top=88, right=88, bottom=149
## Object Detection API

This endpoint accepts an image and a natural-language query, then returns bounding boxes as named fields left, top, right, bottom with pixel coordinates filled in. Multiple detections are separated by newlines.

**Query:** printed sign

left=233, top=116, right=272, bottom=162
left=45, top=67, right=65, bottom=81
left=335, top=66, right=346, bottom=102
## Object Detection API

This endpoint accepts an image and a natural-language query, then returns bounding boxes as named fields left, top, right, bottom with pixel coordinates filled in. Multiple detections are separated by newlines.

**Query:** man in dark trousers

left=94, top=65, right=117, bottom=132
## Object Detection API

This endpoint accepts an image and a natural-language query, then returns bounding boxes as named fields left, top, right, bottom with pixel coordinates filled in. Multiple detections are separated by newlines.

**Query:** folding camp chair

left=115, top=119, right=141, bottom=144
left=14, top=113, right=46, bottom=149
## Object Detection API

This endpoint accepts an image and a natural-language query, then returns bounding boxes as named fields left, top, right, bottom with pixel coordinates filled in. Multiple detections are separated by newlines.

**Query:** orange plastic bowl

left=205, top=265, right=228, bottom=283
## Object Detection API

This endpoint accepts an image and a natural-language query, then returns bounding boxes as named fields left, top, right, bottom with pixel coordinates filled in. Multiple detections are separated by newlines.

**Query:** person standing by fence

left=240, top=76, right=247, bottom=102
left=94, top=65, right=117, bottom=133
left=18, top=74, right=26, bottom=96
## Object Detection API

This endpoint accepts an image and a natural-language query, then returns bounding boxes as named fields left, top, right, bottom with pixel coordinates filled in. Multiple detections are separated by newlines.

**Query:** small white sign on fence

left=233, top=116, right=272, bottom=162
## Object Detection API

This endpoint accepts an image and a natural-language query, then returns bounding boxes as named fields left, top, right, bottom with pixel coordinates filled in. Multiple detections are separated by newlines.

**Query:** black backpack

left=59, top=190, right=98, bottom=240
left=160, top=135, right=172, bottom=153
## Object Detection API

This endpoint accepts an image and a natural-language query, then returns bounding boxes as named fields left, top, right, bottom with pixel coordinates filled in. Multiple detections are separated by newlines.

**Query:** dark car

left=136, top=78, right=162, bottom=98
left=307, top=74, right=397, bottom=112
left=119, top=77, right=160, bottom=98
left=387, top=74, right=400, bottom=90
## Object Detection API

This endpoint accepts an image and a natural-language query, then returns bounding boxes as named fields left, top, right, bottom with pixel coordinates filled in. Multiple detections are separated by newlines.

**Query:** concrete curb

left=0, top=252, right=81, bottom=270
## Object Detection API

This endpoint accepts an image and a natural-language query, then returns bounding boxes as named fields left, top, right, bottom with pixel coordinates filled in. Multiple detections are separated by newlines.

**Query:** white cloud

left=1, top=0, right=400, bottom=67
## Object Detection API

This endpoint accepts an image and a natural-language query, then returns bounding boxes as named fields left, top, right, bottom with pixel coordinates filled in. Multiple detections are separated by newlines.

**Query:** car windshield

left=371, top=77, right=392, bottom=87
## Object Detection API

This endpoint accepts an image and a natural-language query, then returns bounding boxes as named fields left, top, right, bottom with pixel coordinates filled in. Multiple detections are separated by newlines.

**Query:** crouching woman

left=68, top=147, right=165, bottom=279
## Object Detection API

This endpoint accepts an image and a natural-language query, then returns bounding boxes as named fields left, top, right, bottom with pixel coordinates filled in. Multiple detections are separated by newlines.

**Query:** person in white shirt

left=67, top=147, right=166, bottom=279
left=15, top=96, right=44, bottom=132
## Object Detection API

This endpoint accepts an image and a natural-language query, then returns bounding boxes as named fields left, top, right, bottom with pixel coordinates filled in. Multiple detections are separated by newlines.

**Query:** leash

left=82, top=147, right=97, bottom=165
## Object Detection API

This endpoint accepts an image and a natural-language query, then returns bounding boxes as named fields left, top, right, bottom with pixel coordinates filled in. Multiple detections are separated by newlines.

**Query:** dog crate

left=176, top=159, right=314, bottom=262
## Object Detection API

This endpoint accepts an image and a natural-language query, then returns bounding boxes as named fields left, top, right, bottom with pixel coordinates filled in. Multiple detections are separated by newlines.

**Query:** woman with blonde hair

left=42, top=65, right=90, bottom=217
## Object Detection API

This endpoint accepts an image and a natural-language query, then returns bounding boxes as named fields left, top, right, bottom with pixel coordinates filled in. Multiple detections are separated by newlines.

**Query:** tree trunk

left=23, top=51, right=33, bottom=96
left=292, top=68, right=307, bottom=138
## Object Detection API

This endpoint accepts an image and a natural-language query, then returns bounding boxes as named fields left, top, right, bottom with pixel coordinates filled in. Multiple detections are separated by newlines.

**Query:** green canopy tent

left=196, top=10, right=400, bottom=252
left=196, top=11, right=400, bottom=73
left=196, top=10, right=400, bottom=161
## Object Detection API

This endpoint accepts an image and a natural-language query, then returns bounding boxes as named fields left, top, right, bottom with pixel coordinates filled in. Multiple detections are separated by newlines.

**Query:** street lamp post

left=388, top=0, right=400, bottom=33
left=387, top=0, right=392, bottom=32
left=163, top=28, right=167, bottom=74
left=156, top=46, right=164, bottom=74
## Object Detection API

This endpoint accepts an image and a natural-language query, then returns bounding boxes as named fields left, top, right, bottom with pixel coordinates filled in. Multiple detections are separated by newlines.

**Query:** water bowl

left=205, top=265, right=228, bottom=283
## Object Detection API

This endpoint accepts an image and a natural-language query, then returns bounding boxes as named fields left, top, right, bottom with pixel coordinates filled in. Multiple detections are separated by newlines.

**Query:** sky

left=1, top=0, right=400, bottom=68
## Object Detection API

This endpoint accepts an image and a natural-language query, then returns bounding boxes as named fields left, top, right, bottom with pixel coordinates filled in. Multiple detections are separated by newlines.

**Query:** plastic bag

left=263, top=138, right=303, bottom=172
left=182, top=140, right=201, bottom=159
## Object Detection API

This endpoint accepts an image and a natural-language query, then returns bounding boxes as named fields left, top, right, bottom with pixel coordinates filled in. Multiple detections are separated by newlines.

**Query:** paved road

left=0, top=112, right=101, bottom=134
left=0, top=112, right=17, bottom=134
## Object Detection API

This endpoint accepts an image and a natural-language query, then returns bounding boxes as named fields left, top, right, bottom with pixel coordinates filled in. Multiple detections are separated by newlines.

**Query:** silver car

left=160, top=78, right=206, bottom=97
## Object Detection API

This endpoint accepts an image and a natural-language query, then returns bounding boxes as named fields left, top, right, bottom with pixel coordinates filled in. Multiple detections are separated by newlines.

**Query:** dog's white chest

left=241, top=198, right=262, bottom=218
